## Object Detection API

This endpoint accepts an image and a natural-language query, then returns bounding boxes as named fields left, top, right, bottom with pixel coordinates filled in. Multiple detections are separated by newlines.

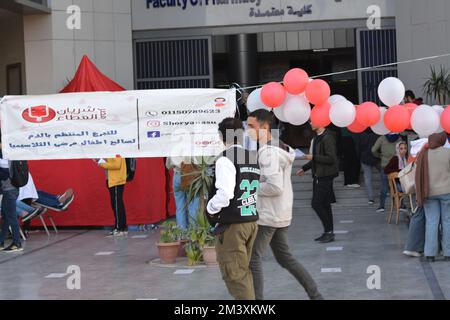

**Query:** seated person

left=384, top=141, right=408, bottom=193
left=35, top=189, right=74, bottom=211
left=16, top=200, right=46, bottom=222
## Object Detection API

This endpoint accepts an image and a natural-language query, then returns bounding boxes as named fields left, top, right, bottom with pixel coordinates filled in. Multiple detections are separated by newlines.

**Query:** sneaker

left=318, top=233, right=335, bottom=244
left=115, top=231, right=128, bottom=237
left=0, top=243, right=4, bottom=251
left=376, top=207, right=385, bottom=213
left=3, top=243, right=24, bottom=253
left=347, top=184, right=361, bottom=189
left=314, top=233, right=326, bottom=242
left=368, top=200, right=375, bottom=205
left=21, top=207, right=43, bottom=222
left=58, top=189, right=74, bottom=203
left=106, top=229, right=120, bottom=237
left=60, top=194, right=75, bottom=211
left=403, top=250, right=423, bottom=258
left=56, top=189, right=74, bottom=210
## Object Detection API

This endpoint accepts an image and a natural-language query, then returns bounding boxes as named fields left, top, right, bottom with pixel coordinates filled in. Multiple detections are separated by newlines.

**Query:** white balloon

left=411, top=105, right=440, bottom=138
left=247, top=88, right=270, bottom=113
left=273, top=104, right=288, bottom=122
left=328, top=95, right=346, bottom=105
left=378, top=77, right=405, bottom=107
left=329, top=99, right=356, bottom=127
left=432, top=105, right=445, bottom=133
left=282, top=94, right=311, bottom=126
left=371, top=107, right=390, bottom=135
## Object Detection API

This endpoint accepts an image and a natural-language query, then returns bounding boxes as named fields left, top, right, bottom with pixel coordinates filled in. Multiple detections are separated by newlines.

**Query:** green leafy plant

left=423, top=65, right=450, bottom=105
left=159, top=220, right=182, bottom=244
left=180, top=156, right=216, bottom=265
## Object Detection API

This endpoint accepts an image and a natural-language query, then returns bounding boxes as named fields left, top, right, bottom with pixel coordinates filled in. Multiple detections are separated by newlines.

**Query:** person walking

left=96, top=157, right=128, bottom=237
left=247, top=110, right=323, bottom=300
left=354, top=128, right=380, bottom=205
left=206, top=118, right=260, bottom=300
left=341, top=128, right=361, bottom=188
left=415, top=132, right=450, bottom=262
left=166, top=157, right=200, bottom=230
left=371, top=134, right=403, bottom=212
left=297, top=121, right=339, bottom=244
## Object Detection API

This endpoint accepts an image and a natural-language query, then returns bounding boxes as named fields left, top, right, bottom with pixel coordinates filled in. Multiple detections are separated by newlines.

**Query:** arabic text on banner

left=0, top=89, right=236, bottom=160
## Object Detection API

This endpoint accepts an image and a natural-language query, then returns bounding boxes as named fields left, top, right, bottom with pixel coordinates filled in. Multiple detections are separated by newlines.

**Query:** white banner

left=0, top=89, right=236, bottom=160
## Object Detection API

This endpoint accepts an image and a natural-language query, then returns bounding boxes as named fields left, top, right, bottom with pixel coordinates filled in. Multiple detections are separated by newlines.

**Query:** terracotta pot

left=157, top=241, right=180, bottom=264
left=178, top=240, right=188, bottom=257
left=202, top=246, right=218, bottom=266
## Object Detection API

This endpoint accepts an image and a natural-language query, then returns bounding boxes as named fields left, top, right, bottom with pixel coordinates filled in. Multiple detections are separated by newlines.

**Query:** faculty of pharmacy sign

left=132, top=0, right=394, bottom=30
left=146, top=0, right=313, bottom=19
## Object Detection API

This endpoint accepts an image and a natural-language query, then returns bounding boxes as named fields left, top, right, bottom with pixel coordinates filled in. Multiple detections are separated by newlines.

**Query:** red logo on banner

left=22, top=105, right=56, bottom=123
left=214, top=97, right=226, bottom=108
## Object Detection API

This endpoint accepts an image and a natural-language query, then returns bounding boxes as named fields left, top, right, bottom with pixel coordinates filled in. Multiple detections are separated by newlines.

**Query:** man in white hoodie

left=247, top=110, right=323, bottom=300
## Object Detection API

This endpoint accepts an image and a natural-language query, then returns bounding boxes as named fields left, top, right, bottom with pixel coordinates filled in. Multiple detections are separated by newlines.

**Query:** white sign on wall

left=0, top=89, right=236, bottom=160
left=132, top=0, right=395, bottom=30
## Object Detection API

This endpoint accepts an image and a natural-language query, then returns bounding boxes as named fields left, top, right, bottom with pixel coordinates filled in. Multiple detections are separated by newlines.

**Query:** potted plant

left=423, top=65, right=450, bottom=105
left=156, top=221, right=181, bottom=264
left=178, top=228, right=188, bottom=258
left=182, top=156, right=216, bottom=266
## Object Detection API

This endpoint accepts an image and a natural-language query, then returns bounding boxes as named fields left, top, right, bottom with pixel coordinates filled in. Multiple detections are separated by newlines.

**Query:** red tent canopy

left=30, top=55, right=175, bottom=227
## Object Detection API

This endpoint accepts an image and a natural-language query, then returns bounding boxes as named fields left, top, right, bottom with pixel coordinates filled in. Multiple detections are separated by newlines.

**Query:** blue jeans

left=405, top=206, right=425, bottom=253
left=173, top=172, right=200, bottom=230
left=0, top=188, right=20, bottom=245
left=424, top=193, right=450, bottom=257
left=16, top=200, right=35, bottom=217
left=361, top=163, right=375, bottom=201
left=379, top=171, right=388, bottom=208
left=35, top=190, right=61, bottom=209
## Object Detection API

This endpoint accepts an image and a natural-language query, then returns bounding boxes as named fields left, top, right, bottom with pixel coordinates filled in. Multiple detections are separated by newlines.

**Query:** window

left=7, top=63, right=22, bottom=95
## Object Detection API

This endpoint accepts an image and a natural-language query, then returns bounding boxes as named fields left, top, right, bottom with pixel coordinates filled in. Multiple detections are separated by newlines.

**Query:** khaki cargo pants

left=215, top=222, right=258, bottom=300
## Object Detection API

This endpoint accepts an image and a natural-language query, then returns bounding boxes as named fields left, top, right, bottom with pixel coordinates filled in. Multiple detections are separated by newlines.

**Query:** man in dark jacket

left=297, top=122, right=338, bottom=243
left=353, top=128, right=380, bottom=205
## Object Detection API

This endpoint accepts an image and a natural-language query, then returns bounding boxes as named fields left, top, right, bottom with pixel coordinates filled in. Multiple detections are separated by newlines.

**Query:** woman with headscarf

left=384, top=141, right=408, bottom=175
left=415, top=132, right=450, bottom=262
left=384, top=141, right=408, bottom=194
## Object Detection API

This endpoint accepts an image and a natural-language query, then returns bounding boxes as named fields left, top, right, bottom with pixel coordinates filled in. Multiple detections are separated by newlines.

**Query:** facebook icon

left=147, top=131, right=161, bottom=138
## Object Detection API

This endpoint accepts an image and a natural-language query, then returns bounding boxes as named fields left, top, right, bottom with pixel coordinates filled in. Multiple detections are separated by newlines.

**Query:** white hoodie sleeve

left=206, top=157, right=236, bottom=215
left=258, top=147, right=284, bottom=197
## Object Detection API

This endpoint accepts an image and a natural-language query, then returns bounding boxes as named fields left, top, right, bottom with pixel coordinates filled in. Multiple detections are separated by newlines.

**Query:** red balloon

left=283, top=68, right=309, bottom=95
left=261, top=82, right=286, bottom=108
left=356, top=102, right=380, bottom=126
left=305, top=79, right=331, bottom=106
left=310, top=102, right=331, bottom=128
left=384, top=105, right=410, bottom=133
left=442, top=106, right=450, bottom=134
left=405, top=103, right=418, bottom=130
left=348, top=117, right=367, bottom=133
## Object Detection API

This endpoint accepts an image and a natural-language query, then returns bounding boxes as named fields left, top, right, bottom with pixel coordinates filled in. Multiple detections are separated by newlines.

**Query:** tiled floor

left=0, top=204, right=448, bottom=300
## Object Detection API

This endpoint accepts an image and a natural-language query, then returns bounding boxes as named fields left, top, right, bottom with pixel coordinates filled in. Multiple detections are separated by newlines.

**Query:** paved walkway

left=0, top=203, right=448, bottom=300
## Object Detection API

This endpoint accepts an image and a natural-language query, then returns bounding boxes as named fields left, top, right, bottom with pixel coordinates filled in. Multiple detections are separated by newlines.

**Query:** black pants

left=342, top=136, right=360, bottom=185
left=108, top=184, right=127, bottom=231
left=311, top=177, right=335, bottom=233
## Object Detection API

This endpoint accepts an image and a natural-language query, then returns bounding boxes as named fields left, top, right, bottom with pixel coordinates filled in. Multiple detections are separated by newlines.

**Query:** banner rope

left=232, top=52, right=450, bottom=92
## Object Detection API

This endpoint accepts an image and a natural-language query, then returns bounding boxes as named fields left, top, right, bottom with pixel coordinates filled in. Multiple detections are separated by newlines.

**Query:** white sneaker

left=106, top=229, right=119, bottom=237
left=403, top=250, right=423, bottom=258
left=347, top=184, right=361, bottom=188
left=116, top=231, right=128, bottom=237
left=376, top=207, right=385, bottom=213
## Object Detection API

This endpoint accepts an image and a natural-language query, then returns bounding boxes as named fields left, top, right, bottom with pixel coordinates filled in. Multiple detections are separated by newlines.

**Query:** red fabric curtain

left=30, top=55, right=175, bottom=227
